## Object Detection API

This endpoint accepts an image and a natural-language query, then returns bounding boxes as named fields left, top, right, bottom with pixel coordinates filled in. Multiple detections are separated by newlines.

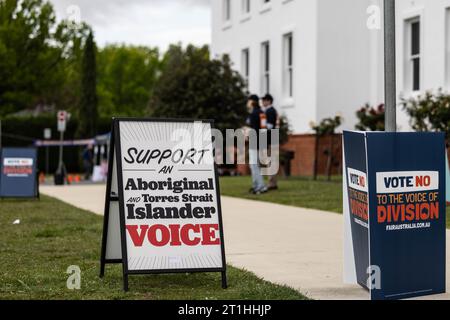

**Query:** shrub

left=0, top=115, right=112, bottom=172
left=355, top=103, right=385, bottom=131
left=311, top=115, right=342, bottom=136
left=401, top=89, right=450, bottom=137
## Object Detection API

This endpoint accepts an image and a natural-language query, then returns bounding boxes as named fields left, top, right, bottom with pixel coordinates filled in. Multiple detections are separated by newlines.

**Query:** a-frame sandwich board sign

left=100, top=118, right=227, bottom=291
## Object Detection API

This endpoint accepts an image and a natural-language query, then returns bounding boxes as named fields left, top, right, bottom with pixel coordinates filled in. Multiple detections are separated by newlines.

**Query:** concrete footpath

left=40, top=184, right=450, bottom=300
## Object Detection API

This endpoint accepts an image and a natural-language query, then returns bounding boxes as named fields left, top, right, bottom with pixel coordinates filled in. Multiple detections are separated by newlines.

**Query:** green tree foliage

left=401, top=90, right=450, bottom=137
left=150, top=45, right=248, bottom=131
left=311, top=115, right=342, bottom=136
left=1, top=2, right=247, bottom=133
left=279, top=115, right=291, bottom=145
left=97, top=45, right=161, bottom=117
left=355, top=103, right=385, bottom=131
left=54, top=20, right=91, bottom=115
left=311, top=115, right=342, bottom=181
left=77, top=31, right=98, bottom=138
left=0, top=0, right=89, bottom=116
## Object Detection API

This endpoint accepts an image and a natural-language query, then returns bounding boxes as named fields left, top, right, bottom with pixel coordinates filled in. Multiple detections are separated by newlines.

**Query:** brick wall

left=235, top=135, right=449, bottom=177
left=233, top=134, right=343, bottom=177
left=283, top=134, right=342, bottom=177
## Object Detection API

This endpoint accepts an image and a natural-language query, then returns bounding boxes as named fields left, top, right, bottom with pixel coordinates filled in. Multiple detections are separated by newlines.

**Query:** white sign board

left=100, top=118, right=227, bottom=291
left=44, top=128, right=52, bottom=140
left=57, top=111, right=67, bottom=132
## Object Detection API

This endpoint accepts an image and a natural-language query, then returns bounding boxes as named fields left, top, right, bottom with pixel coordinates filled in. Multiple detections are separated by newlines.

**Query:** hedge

left=0, top=115, right=112, bottom=173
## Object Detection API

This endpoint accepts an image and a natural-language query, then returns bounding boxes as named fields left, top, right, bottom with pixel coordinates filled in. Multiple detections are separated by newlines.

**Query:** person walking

left=82, top=144, right=94, bottom=181
left=246, top=95, right=268, bottom=195
left=262, top=94, right=279, bottom=190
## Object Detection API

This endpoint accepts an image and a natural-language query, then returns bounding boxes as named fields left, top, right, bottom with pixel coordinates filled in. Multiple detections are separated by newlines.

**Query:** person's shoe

left=249, top=188, right=256, bottom=194
left=259, top=187, right=269, bottom=194
left=268, top=186, right=278, bottom=191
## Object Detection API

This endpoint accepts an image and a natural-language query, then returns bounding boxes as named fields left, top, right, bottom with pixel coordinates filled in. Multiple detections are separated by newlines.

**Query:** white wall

left=211, top=0, right=319, bottom=133
left=316, top=0, right=375, bottom=131
left=395, top=0, right=450, bottom=131
left=212, top=0, right=450, bottom=133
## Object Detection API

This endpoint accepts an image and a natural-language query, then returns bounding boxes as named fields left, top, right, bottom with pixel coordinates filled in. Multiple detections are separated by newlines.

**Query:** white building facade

left=211, top=0, right=450, bottom=134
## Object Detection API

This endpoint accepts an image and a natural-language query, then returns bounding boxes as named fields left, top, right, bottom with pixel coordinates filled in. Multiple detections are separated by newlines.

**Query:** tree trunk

left=313, top=135, right=319, bottom=180
left=326, top=134, right=334, bottom=181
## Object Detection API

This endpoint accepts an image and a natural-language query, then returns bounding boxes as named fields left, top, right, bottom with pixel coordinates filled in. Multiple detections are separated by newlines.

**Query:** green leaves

left=311, top=115, right=342, bottom=136
left=355, top=103, right=385, bottom=132
left=0, top=0, right=89, bottom=116
left=1, top=2, right=246, bottom=135
left=96, top=45, right=161, bottom=117
left=150, top=44, right=248, bottom=132
left=77, top=31, right=98, bottom=138
left=401, top=89, right=450, bottom=137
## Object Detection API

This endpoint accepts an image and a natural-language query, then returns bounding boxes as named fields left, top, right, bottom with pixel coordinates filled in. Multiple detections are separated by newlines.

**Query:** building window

left=283, top=33, right=293, bottom=98
left=241, top=49, right=250, bottom=87
left=405, top=18, right=421, bottom=92
left=242, top=0, right=250, bottom=14
left=223, top=0, right=231, bottom=21
left=261, top=41, right=270, bottom=94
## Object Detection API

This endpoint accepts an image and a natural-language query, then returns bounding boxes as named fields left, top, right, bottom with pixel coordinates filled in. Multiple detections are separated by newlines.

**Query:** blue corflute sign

left=343, top=131, right=446, bottom=300
left=0, top=148, right=39, bottom=198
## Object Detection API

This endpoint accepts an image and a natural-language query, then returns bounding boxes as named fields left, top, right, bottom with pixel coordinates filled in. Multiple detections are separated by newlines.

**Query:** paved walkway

left=40, top=184, right=450, bottom=300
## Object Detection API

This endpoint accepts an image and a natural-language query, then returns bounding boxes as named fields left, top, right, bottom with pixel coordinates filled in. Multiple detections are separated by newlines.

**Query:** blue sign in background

left=0, top=148, right=38, bottom=198
left=366, top=132, right=446, bottom=300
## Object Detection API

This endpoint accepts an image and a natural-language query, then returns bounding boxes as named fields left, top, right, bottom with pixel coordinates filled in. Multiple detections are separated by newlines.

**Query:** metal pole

left=57, top=131, right=64, bottom=174
left=45, top=146, right=49, bottom=174
left=384, top=0, right=397, bottom=132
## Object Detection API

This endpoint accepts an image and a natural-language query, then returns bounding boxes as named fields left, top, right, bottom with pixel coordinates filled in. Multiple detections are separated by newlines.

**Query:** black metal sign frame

left=100, top=118, right=227, bottom=291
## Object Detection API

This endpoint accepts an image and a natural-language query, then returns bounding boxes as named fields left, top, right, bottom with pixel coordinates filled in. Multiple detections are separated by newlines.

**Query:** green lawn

left=0, top=196, right=307, bottom=300
left=220, top=176, right=343, bottom=214
left=220, top=176, right=450, bottom=228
